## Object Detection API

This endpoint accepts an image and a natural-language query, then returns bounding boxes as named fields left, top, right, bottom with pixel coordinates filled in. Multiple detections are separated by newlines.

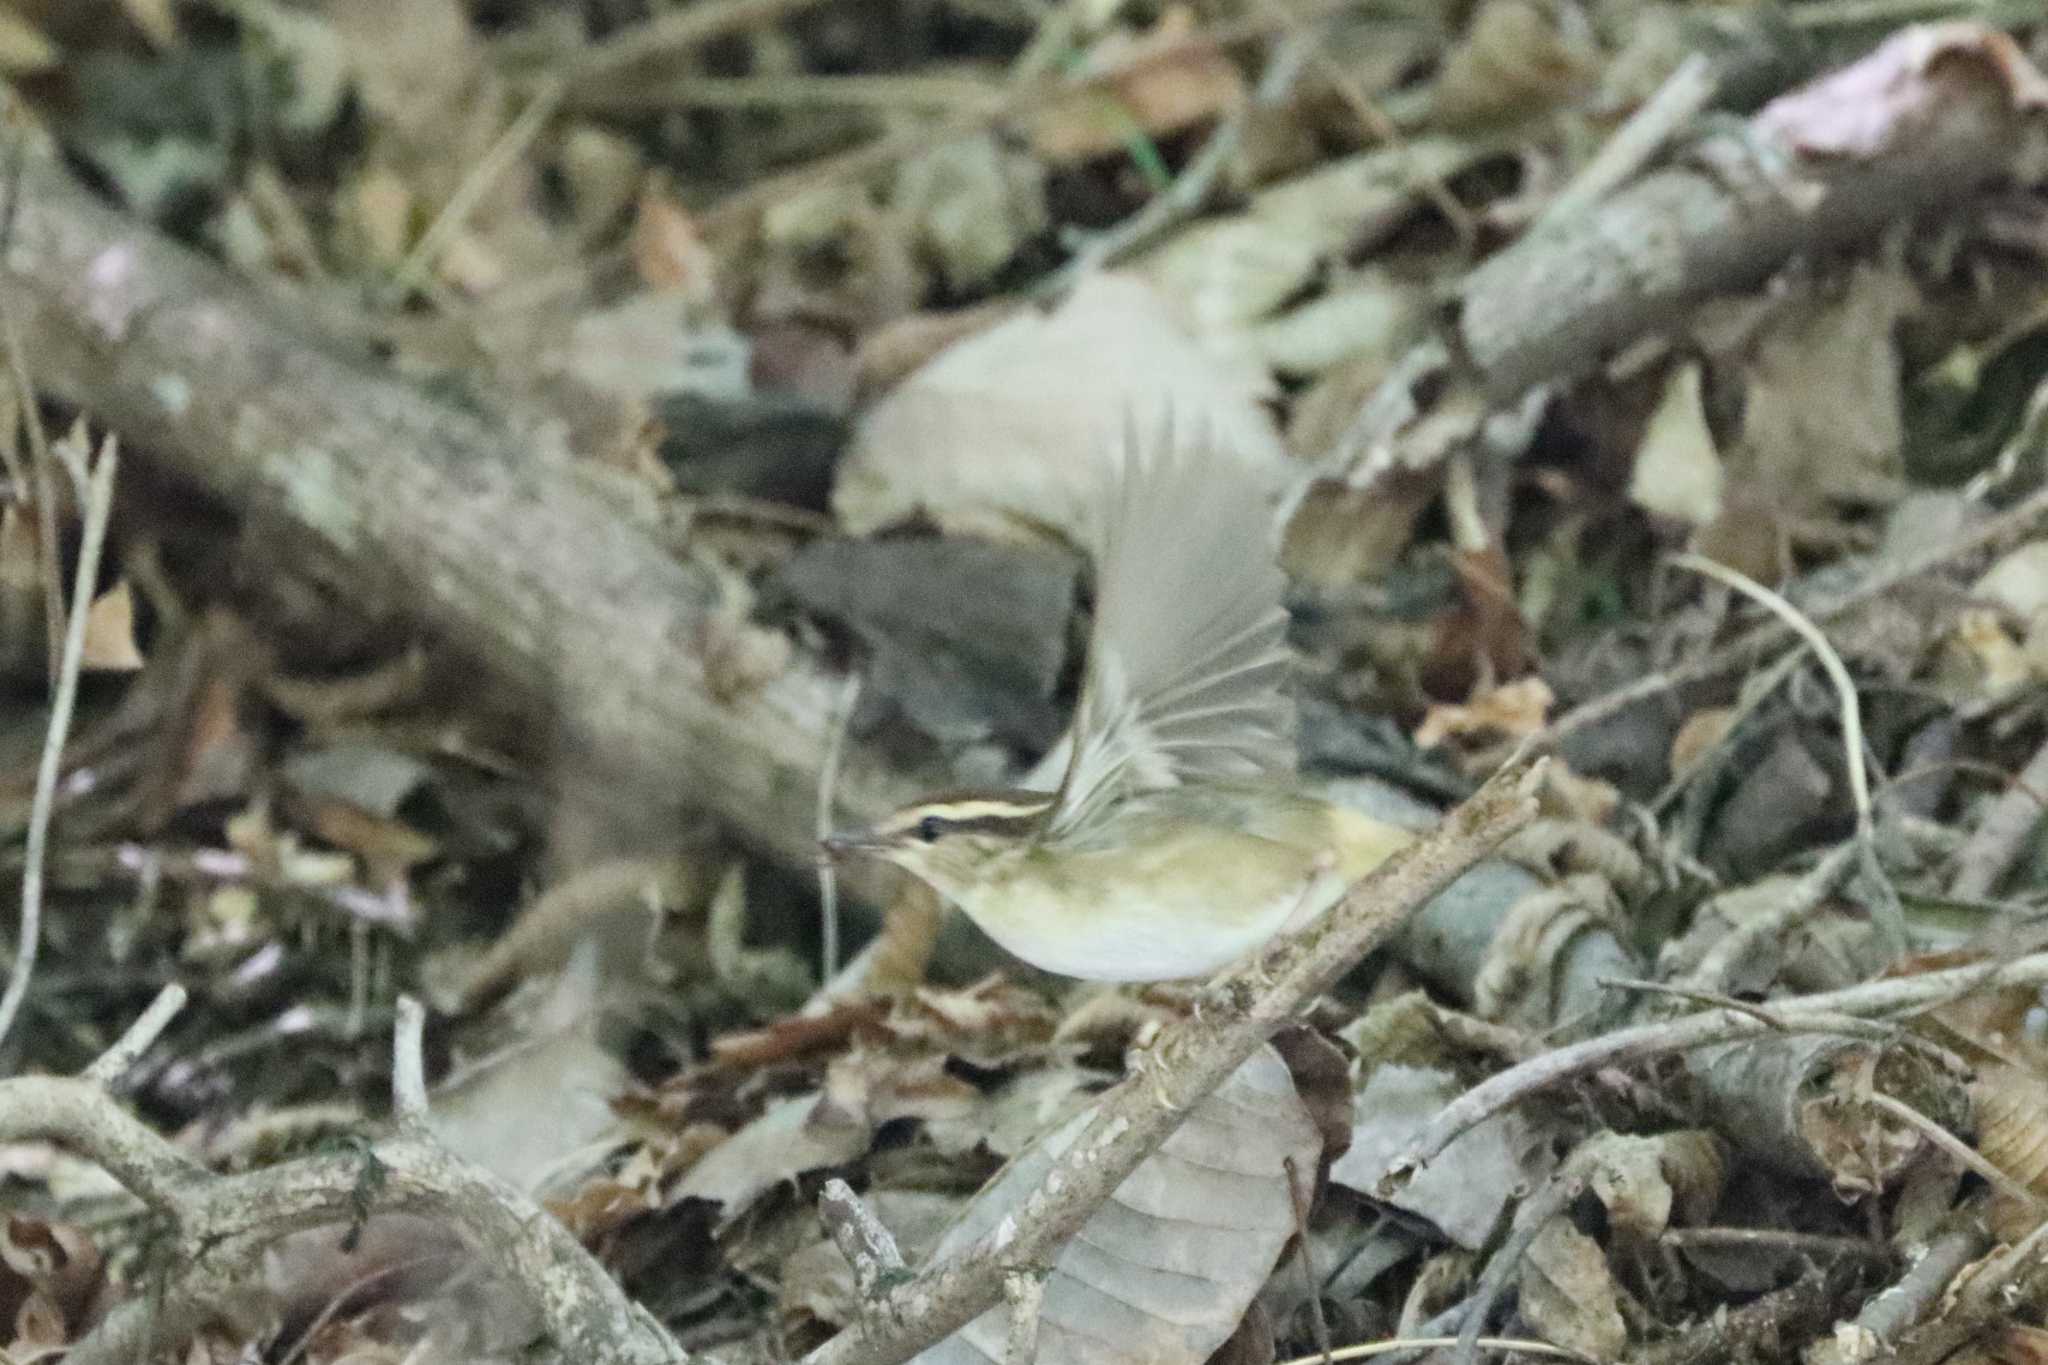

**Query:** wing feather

left=1045, top=420, right=1294, bottom=841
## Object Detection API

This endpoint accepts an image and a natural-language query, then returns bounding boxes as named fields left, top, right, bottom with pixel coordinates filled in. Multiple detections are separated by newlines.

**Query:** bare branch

left=0, top=1076, right=205, bottom=1210
left=3, top=996, right=685, bottom=1365
left=803, top=755, right=1541, bottom=1365
left=1399, top=950, right=2048, bottom=1174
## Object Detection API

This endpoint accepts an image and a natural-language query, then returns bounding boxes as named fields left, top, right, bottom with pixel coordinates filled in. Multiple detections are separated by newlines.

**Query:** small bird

left=823, top=427, right=1412, bottom=982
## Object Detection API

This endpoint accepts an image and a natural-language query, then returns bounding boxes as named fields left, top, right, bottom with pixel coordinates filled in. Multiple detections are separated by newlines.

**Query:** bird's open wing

left=1043, top=421, right=1295, bottom=842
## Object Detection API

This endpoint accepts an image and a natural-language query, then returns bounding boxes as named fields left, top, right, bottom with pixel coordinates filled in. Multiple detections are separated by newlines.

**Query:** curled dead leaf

left=1030, top=8, right=1245, bottom=164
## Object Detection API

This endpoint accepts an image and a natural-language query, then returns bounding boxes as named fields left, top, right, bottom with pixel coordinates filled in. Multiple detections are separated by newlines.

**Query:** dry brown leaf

left=1424, top=545, right=1528, bottom=701
left=1577, top=1131, right=1727, bottom=1243
left=631, top=186, right=717, bottom=305
left=1941, top=608, right=2037, bottom=702
left=1691, top=489, right=1793, bottom=587
left=1031, top=8, right=1245, bottom=164
left=80, top=581, right=144, bottom=672
left=1432, top=0, right=1596, bottom=130
left=294, top=795, right=438, bottom=881
left=1414, top=676, right=1554, bottom=750
left=1668, top=706, right=1737, bottom=775
left=1972, top=1064, right=2048, bottom=1242
left=1754, top=22, right=2048, bottom=161
left=1536, top=760, right=1621, bottom=828
left=1728, top=262, right=1915, bottom=515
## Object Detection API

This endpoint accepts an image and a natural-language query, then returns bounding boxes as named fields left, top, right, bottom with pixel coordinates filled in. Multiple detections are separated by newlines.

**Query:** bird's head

left=821, top=790, right=1053, bottom=899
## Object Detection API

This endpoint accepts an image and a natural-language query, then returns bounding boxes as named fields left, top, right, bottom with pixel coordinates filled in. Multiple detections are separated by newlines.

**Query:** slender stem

left=83, top=982, right=187, bottom=1086
left=0, top=440, right=117, bottom=1050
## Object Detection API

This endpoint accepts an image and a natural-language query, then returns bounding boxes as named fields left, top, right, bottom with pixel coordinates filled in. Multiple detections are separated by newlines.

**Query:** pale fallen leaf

left=429, top=944, right=629, bottom=1196
left=1140, top=216, right=1323, bottom=336
left=914, top=1047, right=1319, bottom=1365
left=1975, top=540, right=2048, bottom=622
left=1971, top=1064, right=2048, bottom=1243
left=1942, top=608, right=2036, bottom=701
left=894, top=135, right=1048, bottom=294
left=0, top=9, right=57, bottom=73
left=1518, top=1219, right=1627, bottom=1361
left=1243, top=274, right=1429, bottom=378
left=1629, top=362, right=1722, bottom=526
left=556, top=295, right=750, bottom=407
left=1329, top=1064, right=1556, bottom=1250
left=79, top=581, right=144, bottom=672
left=1576, top=1131, right=1726, bottom=1243
left=838, top=273, right=1289, bottom=546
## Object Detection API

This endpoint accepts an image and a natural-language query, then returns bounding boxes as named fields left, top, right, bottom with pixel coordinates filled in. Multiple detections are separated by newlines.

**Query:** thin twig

left=1599, top=976, right=1795, bottom=1030
left=1863, top=1091, right=2045, bottom=1211
left=1536, top=54, right=1718, bottom=230
left=1669, top=552, right=1903, bottom=954
left=1661, top=1227, right=1891, bottom=1260
left=10, top=994, right=685, bottom=1365
left=1548, top=480, right=2048, bottom=748
left=82, top=982, right=187, bottom=1087
left=0, top=111, right=55, bottom=676
left=1397, top=952, right=2048, bottom=1174
left=817, top=673, right=862, bottom=982
left=392, top=995, right=430, bottom=1124
left=819, top=1177, right=906, bottom=1300
left=389, top=80, right=564, bottom=300
left=558, top=71, right=1005, bottom=115
left=563, top=0, right=841, bottom=94
left=1951, top=730, right=2048, bottom=899
left=1284, top=1154, right=1333, bottom=1365
left=0, top=439, right=116, bottom=1051
left=1454, top=1174, right=1584, bottom=1365
left=1273, top=1338, right=1600, bottom=1365
left=1669, top=554, right=1870, bottom=829
left=1035, top=27, right=1319, bottom=298
left=699, top=0, right=1371, bottom=232
left=1683, top=840, right=1859, bottom=995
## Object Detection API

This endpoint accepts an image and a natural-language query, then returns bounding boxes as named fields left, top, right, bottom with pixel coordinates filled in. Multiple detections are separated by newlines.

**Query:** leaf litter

left=2, top=4, right=2048, bottom=1365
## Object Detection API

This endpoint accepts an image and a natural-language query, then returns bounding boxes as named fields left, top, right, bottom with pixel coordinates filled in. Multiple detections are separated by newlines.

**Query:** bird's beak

left=820, top=826, right=887, bottom=862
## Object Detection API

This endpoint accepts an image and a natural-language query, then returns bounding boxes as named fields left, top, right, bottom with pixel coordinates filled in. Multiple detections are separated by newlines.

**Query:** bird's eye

left=916, top=815, right=944, bottom=843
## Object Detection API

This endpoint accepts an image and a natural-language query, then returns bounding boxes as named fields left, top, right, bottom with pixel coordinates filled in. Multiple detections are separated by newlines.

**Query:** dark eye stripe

left=940, top=809, right=1046, bottom=838
left=893, top=791, right=1053, bottom=841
